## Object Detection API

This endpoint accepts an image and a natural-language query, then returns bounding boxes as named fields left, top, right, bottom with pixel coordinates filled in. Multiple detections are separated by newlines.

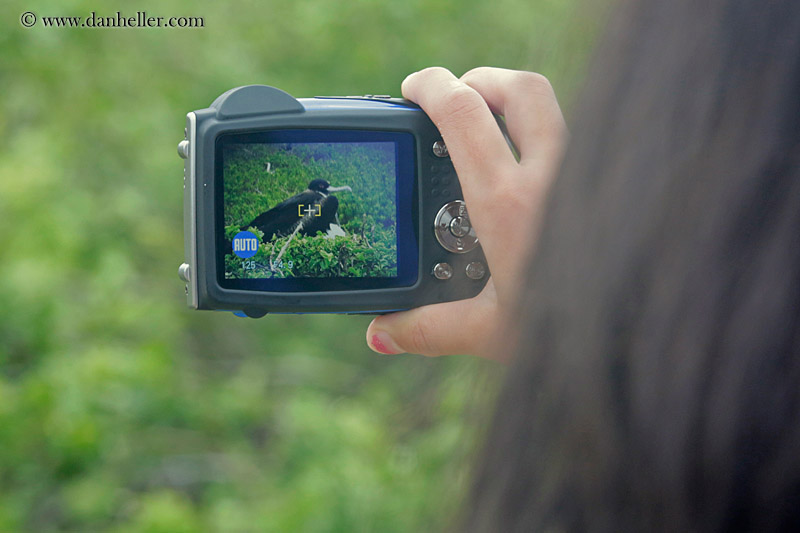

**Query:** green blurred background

left=1, top=0, right=604, bottom=530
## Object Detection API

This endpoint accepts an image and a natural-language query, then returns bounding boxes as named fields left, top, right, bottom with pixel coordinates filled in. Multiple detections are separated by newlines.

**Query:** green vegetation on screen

left=0, top=0, right=605, bottom=530
left=224, top=144, right=397, bottom=279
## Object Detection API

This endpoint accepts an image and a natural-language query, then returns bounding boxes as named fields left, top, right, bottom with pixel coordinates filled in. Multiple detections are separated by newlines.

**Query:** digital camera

left=178, top=85, right=499, bottom=317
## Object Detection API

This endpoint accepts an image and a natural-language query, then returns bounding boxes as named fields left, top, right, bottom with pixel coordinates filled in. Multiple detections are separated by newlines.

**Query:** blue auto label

left=232, top=231, right=259, bottom=258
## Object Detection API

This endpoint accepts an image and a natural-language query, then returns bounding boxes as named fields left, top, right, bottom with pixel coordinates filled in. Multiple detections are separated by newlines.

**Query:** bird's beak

left=327, top=185, right=352, bottom=193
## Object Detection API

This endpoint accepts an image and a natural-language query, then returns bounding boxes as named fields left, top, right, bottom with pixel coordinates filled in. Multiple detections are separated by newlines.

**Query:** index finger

left=402, top=67, right=518, bottom=185
left=460, top=67, right=567, bottom=167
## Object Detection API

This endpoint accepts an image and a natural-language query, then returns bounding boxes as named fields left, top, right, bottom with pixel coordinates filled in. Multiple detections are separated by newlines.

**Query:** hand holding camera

left=178, top=66, right=566, bottom=360
left=366, top=67, right=567, bottom=360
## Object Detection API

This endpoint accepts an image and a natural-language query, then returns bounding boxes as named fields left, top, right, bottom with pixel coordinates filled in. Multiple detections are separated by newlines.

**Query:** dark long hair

left=465, top=1, right=800, bottom=531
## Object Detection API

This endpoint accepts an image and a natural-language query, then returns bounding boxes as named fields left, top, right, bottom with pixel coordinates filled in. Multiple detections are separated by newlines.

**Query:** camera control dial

left=434, top=200, right=479, bottom=253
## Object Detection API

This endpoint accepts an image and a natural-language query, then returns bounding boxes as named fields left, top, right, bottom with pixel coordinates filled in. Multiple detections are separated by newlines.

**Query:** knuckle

left=435, top=85, right=485, bottom=126
left=516, top=71, right=554, bottom=97
left=460, top=66, right=492, bottom=83
left=420, top=66, right=450, bottom=76
left=414, top=66, right=451, bottom=83
left=404, top=67, right=452, bottom=99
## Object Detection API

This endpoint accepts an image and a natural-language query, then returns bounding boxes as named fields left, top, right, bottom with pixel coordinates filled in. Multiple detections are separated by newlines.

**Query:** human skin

left=366, top=66, right=567, bottom=362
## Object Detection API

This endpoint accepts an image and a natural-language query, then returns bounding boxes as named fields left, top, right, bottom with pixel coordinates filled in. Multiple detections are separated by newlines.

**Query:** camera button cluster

left=432, top=262, right=454, bottom=280
left=434, top=200, right=479, bottom=254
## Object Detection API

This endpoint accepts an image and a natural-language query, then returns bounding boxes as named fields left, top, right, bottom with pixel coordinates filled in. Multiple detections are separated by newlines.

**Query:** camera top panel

left=306, top=95, right=418, bottom=109
left=209, top=84, right=421, bottom=120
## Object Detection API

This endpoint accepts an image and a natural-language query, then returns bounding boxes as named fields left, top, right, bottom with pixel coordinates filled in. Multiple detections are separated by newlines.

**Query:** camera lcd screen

left=216, top=130, right=418, bottom=292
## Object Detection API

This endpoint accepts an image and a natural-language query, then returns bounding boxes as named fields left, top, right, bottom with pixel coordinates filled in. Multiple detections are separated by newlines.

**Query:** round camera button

left=177, top=140, right=190, bottom=159
left=178, top=263, right=192, bottom=282
left=432, top=262, right=453, bottom=280
left=465, top=262, right=486, bottom=280
left=432, top=140, right=449, bottom=158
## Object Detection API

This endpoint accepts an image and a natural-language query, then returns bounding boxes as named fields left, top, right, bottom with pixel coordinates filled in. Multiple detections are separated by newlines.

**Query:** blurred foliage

left=0, top=0, right=607, bottom=530
left=224, top=143, right=397, bottom=278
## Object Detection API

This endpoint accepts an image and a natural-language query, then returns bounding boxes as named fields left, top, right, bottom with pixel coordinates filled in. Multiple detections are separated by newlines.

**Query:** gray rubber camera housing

left=179, top=85, right=492, bottom=317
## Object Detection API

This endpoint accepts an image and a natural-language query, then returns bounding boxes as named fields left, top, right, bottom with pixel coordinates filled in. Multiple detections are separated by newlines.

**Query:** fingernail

left=370, top=332, right=403, bottom=355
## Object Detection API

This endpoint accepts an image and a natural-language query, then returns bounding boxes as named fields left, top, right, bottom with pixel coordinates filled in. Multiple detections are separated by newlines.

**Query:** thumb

left=365, top=286, right=501, bottom=359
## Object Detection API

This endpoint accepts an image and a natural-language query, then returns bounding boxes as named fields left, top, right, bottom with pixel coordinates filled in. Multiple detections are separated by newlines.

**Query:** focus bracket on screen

left=210, top=85, right=305, bottom=119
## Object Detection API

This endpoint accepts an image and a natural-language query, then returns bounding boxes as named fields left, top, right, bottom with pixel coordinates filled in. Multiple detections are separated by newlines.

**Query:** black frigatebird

left=242, top=179, right=352, bottom=241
